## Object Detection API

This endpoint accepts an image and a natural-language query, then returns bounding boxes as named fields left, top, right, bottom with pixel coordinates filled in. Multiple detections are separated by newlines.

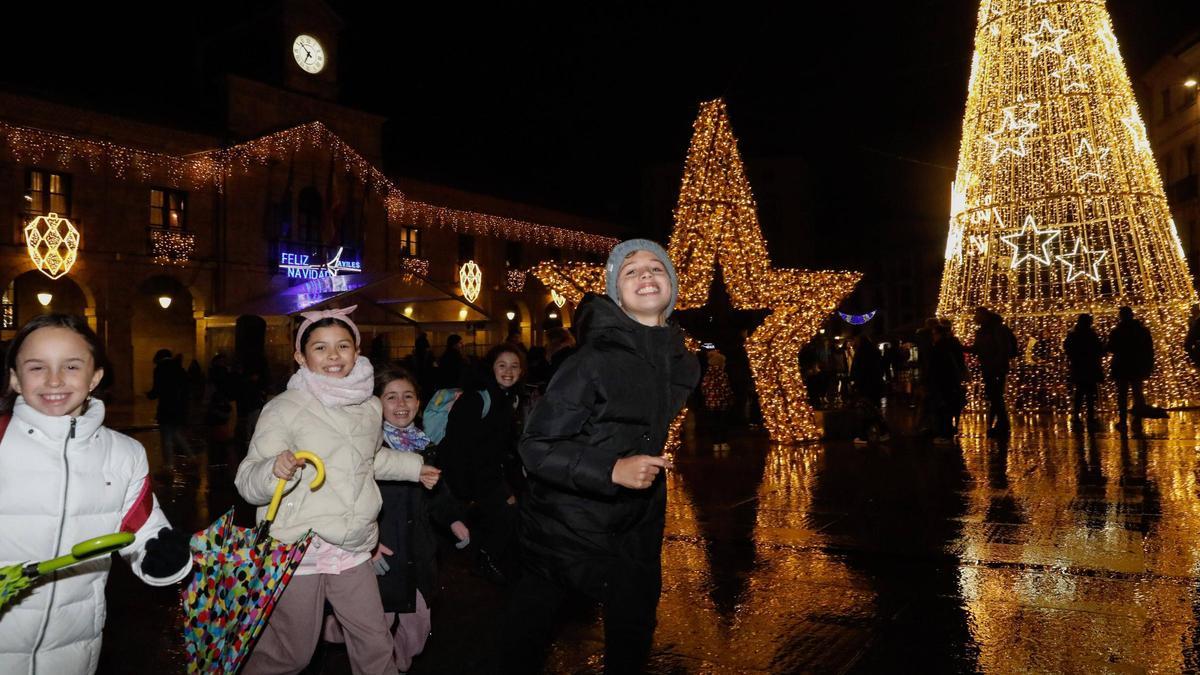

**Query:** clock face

left=292, top=34, right=326, bottom=74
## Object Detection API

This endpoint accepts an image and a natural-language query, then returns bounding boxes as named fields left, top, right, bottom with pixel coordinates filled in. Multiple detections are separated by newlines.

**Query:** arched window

left=297, top=187, right=323, bottom=243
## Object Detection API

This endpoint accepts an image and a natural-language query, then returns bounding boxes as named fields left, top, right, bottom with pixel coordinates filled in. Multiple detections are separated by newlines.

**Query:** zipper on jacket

left=31, top=417, right=76, bottom=670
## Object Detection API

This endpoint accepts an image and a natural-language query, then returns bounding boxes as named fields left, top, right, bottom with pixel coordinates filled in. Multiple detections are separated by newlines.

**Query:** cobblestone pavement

left=93, top=408, right=1200, bottom=673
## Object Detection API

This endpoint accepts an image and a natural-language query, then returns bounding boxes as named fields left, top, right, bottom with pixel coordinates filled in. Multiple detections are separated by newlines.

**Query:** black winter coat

left=1107, top=318, right=1154, bottom=381
left=438, top=381, right=519, bottom=505
left=1063, top=326, right=1104, bottom=385
left=149, top=359, right=189, bottom=425
left=518, top=294, right=699, bottom=594
left=972, top=318, right=1018, bottom=375
left=376, top=453, right=465, bottom=614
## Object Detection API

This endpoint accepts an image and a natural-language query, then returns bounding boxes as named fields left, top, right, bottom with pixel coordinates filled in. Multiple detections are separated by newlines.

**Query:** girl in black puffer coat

left=505, top=240, right=699, bottom=674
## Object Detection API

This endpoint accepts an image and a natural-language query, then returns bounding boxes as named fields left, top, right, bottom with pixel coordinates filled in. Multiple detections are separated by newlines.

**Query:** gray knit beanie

left=604, top=239, right=678, bottom=318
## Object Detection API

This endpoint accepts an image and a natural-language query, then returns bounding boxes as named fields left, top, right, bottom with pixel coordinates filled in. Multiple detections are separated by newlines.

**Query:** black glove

left=141, top=527, right=191, bottom=578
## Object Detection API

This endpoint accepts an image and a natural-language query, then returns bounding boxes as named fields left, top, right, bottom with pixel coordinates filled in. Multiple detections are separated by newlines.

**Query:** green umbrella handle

left=34, top=532, right=136, bottom=577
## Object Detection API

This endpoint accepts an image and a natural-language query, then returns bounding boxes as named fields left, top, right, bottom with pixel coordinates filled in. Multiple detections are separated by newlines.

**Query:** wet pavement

left=94, top=404, right=1200, bottom=673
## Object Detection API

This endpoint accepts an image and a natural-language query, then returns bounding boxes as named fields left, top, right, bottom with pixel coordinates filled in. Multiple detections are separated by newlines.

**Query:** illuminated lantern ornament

left=937, top=1, right=1200, bottom=410
left=550, top=289, right=567, bottom=308
left=459, top=260, right=482, bottom=303
left=533, top=99, right=860, bottom=444
left=25, top=212, right=80, bottom=280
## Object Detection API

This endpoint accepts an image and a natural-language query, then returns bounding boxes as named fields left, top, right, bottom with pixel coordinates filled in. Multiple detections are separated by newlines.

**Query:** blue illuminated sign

left=279, top=246, right=362, bottom=279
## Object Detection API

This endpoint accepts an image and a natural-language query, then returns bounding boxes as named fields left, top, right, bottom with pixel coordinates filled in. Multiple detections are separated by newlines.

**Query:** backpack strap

left=0, top=412, right=10, bottom=441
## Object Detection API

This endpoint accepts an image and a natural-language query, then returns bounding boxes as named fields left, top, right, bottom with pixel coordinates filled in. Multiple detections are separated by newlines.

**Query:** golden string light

left=149, top=228, right=195, bottom=266
left=399, top=257, right=430, bottom=281
left=505, top=268, right=527, bottom=293
left=939, top=0, right=1199, bottom=410
left=0, top=120, right=616, bottom=255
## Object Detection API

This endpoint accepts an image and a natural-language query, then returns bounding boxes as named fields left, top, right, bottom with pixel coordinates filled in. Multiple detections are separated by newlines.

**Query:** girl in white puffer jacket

left=0, top=314, right=193, bottom=675
left=235, top=306, right=438, bottom=674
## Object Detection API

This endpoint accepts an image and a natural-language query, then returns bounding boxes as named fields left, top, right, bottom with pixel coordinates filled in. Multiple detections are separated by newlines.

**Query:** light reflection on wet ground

left=96, top=409, right=1200, bottom=673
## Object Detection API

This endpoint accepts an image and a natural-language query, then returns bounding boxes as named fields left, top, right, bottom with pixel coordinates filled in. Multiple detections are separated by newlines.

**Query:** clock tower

left=206, top=0, right=384, bottom=163
left=279, top=1, right=342, bottom=101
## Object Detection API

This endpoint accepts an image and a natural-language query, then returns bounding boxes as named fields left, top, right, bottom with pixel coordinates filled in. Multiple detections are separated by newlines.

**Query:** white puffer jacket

left=235, top=386, right=422, bottom=551
left=0, top=397, right=191, bottom=675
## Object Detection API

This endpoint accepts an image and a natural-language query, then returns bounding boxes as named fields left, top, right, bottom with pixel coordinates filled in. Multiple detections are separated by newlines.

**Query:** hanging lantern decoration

left=459, top=260, right=482, bottom=303
left=550, top=288, right=567, bottom=308
left=25, top=212, right=80, bottom=280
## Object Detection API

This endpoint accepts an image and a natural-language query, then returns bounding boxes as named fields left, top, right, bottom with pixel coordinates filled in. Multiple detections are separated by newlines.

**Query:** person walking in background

left=914, top=318, right=939, bottom=436
left=1064, top=313, right=1104, bottom=433
left=701, top=348, right=733, bottom=452
left=928, top=322, right=967, bottom=444
left=204, top=353, right=237, bottom=466
left=436, top=334, right=466, bottom=390
left=148, top=349, right=192, bottom=470
left=1106, top=306, right=1155, bottom=437
left=969, top=307, right=1018, bottom=439
left=849, top=333, right=889, bottom=445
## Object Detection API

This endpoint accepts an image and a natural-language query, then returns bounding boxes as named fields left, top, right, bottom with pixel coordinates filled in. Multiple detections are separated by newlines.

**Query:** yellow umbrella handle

left=265, top=451, right=326, bottom=523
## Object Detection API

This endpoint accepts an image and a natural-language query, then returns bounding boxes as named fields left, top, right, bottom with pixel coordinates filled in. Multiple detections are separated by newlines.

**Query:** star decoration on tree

left=533, top=100, right=859, bottom=444
left=1056, top=238, right=1108, bottom=282
left=1022, top=19, right=1070, bottom=58
left=1050, top=56, right=1094, bottom=93
left=984, top=99, right=1040, bottom=163
left=1059, top=138, right=1110, bottom=186
left=1000, top=215, right=1062, bottom=268
left=1121, top=106, right=1152, bottom=154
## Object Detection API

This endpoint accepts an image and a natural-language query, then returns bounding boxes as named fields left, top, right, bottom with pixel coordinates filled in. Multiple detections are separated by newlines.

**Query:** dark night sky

left=3, top=1, right=1198, bottom=264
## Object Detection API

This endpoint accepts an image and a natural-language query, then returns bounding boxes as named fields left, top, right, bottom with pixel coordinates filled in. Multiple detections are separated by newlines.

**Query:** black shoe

left=473, top=550, right=508, bottom=586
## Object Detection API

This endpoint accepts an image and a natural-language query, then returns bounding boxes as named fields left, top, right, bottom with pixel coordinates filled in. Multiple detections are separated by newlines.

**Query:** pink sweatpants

left=243, top=562, right=397, bottom=675
left=324, top=590, right=432, bottom=671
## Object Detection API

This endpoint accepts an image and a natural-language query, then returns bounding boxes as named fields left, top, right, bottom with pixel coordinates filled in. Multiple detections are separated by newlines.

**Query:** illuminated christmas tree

left=937, top=0, right=1198, bottom=409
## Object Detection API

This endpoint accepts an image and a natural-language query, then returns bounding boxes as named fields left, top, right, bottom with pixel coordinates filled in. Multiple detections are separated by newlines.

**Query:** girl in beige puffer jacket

left=235, top=306, right=438, bottom=674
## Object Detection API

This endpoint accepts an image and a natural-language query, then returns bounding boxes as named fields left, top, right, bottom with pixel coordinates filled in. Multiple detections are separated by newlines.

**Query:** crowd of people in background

left=801, top=303, right=1175, bottom=445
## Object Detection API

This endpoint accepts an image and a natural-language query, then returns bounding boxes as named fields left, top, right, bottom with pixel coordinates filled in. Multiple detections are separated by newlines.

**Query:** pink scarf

left=287, top=355, right=375, bottom=407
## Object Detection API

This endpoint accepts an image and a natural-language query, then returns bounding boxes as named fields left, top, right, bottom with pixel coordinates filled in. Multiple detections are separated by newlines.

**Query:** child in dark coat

left=505, top=239, right=700, bottom=674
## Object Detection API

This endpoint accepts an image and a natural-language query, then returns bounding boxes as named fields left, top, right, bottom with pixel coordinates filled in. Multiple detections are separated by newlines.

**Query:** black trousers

left=982, top=371, right=1009, bottom=432
left=1072, top=382, right=1098, bottom=422
left=1116, top=378, right=1146, bottom=424
left=502, top=555, right=661, bottom=674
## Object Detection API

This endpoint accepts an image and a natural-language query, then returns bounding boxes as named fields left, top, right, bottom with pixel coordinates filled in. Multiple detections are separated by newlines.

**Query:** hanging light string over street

left=0, top=120, right=618, bottom=255
left=937, top=0, right=1200, bottom=409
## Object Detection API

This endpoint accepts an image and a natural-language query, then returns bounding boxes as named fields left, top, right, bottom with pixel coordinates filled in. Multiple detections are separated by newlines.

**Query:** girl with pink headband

left=235, top=305, right=441, bottom=673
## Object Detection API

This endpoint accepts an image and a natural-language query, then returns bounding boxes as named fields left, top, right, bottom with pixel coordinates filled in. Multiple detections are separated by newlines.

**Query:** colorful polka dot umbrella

left=183, top=452, right=324, bottom=673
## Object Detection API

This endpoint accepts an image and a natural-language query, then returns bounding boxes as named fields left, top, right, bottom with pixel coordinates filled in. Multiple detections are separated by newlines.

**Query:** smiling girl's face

left=295, top=324, right=358, bottom=378
left=380, top=378, right=420, bottom=428
left=9, top=326, right=104, bottom=417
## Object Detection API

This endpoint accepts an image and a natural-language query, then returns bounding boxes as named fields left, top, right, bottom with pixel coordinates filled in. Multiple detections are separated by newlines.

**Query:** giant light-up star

left=532, top=99, right=859, bottom=444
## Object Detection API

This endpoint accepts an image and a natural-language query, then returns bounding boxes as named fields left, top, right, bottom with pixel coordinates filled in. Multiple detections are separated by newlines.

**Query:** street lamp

left=403, top=306, right=414, bottom=317
left=505, top=310, right=516, bottom=321
left=1185, top=78, right=1198, bottom=88
left=158, top=296, right=172, bottom=309
left=548, top=311, right=559, bottom=320
left=36, top=292, right=52, bottom=306
left=458, top=308, right=468, bottom=320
